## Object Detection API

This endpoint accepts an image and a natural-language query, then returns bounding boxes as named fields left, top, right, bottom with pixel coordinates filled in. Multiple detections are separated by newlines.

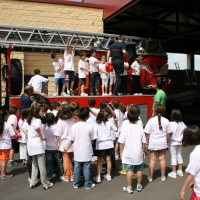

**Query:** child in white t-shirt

left=42, top=113, right=64, bottom=181
left=64, top=107, right=97, bottom=189
left=18, top=108, right=29, bottom=165
left=108, top=57, right=116, bottom=96
left=50, top=101, right=60, bottom=117
left=51, top=53, right=68, bottom=97
left=78, top=53, right=88, bottom=96
left=118, top=106, right=146, bottom=193
left=144, top=104, right=173, bottom=182
left=64, top=37, right=79, bottom=96
left=0, top=109, right=15, bottom=179
left=180, top=126, right=200, bottom=200
left=168, top=109, right=186, bottom=179
left=88, top=98, right=100, bottom=124
left=99, top=55, right=109, bottom=96
left=54, top=105, right=74, bottom=182
left=121, top=60, right=129, bottom=95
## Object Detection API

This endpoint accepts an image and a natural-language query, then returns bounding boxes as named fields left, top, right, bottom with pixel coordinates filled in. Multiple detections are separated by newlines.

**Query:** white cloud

left=195, top=55, right=200, bottom=70
left=167, top=53, right=187, bottom=70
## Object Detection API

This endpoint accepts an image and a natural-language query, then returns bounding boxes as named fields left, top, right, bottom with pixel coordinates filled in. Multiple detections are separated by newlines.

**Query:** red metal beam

left=24, top=0, right=140, bottom=20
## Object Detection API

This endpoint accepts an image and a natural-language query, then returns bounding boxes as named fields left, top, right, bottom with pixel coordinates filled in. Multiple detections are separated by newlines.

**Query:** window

left=195, top=55, right=200, bottom=71
left=167, top=53, right=187, bottom=70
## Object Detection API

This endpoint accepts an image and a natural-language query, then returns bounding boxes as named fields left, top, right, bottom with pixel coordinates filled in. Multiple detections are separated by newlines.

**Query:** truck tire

left=11, top=58, right=22, bottom=95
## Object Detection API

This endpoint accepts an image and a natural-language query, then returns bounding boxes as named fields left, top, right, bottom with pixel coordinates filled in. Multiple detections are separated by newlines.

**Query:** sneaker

left=103, top=174, right=112, bottom=181
left=118, top=170, right=127, bottom=175
left=109, top=92, right=112, bottom=96
left=85, top=183, right=95, bottom=190
left=61, top=92, right=69, bottom=96
left=70, top=178, right=74, bottom=182
left=95, top=91, right=100, bottom=95
left=70, top=90, right=74, bottom=96
left=91, top=156, right=98, bottom=162
left=133, top=93, right=139, bottom=96
left=161, top=176, right=166, bottom=182
left=137, top=184, right=143, bottom=192
left=43, top=182, right=53, bottom=190
left=60, top=176, right=65, bottom=181
left=53, top=92, right=58, bottom=96
left=30, top=184, right=36, bottom=189
left=1, top=174, right=13, bottom=180
left=115, top=153, right=119, bottom=160
left=147, top=176, right=153, bottom=182
left=73, top=185, right=79, bottom=189
left=49, top=174, right=56, bottom=180
left=177, top=170, right=184, bottom=177
left=123, top=185, right=133, bottom=194
left=67, top=90, right=70, bottom=95
left=93, top=176, right=101, bottom=183
left=81, top=93, right=88, bottom=96
left=139, top=93, right=143, bottom=95
left=62, top=178, right=69, bottom=182
left=168, top=172, right=177, bottom=179
left=9, top=160, right=18, bottom=167
left=104, top=93, right=108, bottom=96
left=90, top=92, right=94, bottom=96
left=102, top=93, right=105, bottom=96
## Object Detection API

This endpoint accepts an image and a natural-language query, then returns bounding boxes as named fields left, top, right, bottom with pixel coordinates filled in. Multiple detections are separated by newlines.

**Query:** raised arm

left=65, top=37, right=71, bottom=51
left=107, top=50, right=111, bottom=63
left=73, top=39, right=79, bottom=52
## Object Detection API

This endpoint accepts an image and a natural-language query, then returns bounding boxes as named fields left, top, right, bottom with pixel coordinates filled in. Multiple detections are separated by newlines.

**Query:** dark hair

left=21, top=108, right=30, bottom=120
left=9, top=105, right=18, bottom=115
left=72, top=109, right=79, bottom=117
left=127, top=106, right=139, bottom=123
left=50, top=101, right=60, bottom=110
left=27, top=104, right=43, bottom=125
left=80, top=53, right=86, bottom=57
left=69, top=102, right=80, bottom=113
left=182, top=125, right=200, bottom=147
left=57, top=104, right=72, bottom=120
left=112, top=99, right=120, bottom=109
left=90, top=49, right=96, bottom=54
left=170, top=109, right=182, bottom=122
left=43, top=113, right=58, bottom=127
left=96, top=109, right=108, bottom=124
left=24, top=85, right=33, bottom=94
left=51, top=53, right=57, bottom=59
left=100, top=100, right=108, bottom=110
left=39, top=98, right=50, bottom=113
left=34, top=69, right=40, bottom=75
left=154, top=104, right=166, bottom=130
left=118, top=35, right=125, bottom=40
left=0, top=109, right=8, bottom=136
left=78, top=107, right=89, bottom=120
left=88, top=98, right=96, bottom=107
left=156, top=80, right=163, bottom=89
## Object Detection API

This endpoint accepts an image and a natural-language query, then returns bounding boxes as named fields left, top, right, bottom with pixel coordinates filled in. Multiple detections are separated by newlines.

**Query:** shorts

left=95, top=148, right=115, bottom=157
left=148, top=148, right=168, bottom=152
left=65, top=70, right=75, bottom=82
left=0, top=149, right=10, bottom=162
left=20, top=143, right=28, bottom=160
left=79, top=78, right=86, bottom=85
left=124, top=163, right=144, bottom=172
left=11, top=139, right=16, bottom=149
left=55, top=78, right=66, bottom=84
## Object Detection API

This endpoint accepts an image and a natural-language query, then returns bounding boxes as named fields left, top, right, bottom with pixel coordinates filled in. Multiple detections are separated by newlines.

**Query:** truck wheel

left=11, top=58, right=22, bottom=95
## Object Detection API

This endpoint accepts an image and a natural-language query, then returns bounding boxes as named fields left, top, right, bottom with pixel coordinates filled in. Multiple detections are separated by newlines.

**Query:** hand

left=143, top=152, right=146, bottom=159
left=189, top=182, right=194, bottom=191
left=67, top=37, right=71, bottom=41
left=180, top=190, right=185, bottom=200
left=40, top=93, right=47, bottom=97
left=64, top=147, right=68, bottom=151
left=75, top=39, right=79, bottom=43
left=90, top=70, right=93, bottom=74
left=17, top=132, right=22, bottom=137
left=56, top=145, right=60, bottom=151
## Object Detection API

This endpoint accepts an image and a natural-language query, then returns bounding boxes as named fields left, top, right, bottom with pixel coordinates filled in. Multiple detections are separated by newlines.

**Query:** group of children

left=0, top=97, right=199, bottom=199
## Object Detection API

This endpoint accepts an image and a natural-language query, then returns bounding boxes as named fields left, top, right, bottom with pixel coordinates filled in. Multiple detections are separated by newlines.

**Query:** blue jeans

left=90, top=72, right=100, bottom=89
left=45, top=150, right=64, bottom=178
left=74, top=161, right=92, bottom=188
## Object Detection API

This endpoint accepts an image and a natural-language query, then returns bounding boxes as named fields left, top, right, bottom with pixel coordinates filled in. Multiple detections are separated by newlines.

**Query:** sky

left=167, top=53, right=200, bottom=70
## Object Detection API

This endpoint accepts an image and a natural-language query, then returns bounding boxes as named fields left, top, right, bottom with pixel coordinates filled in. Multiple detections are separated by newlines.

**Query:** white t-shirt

left=95, top=121, right=117, bottom=150
left=131, top=61, right=146, bottom=76
left=18, top=119, right=27, bottom=143
left=109, top=57, right=116, bottom=77
left=99, top=63, right=109, bottom=79
left=28, top=75, right=48, bottom=92
left=53, top=58, right=65, bottom=78
left=169, top=121, right=186, bottom=145
left=7, top=114, right=17, bottom=128
left=144, top=116, right=173, bottom=150
left=121, top=118, right=143, bottom=129
left=42, top=124, right=57, bottom=151
left=78, top=60, right=86, bottom=78
left=123, top=62, right=129, bottom=76
left=118, top=124, right=146, bottom=165
left=51, top=110, right=58, bottom=117
left=89, top=108, right=100, bottom=124
left=27, top=118, right=45, bottom=156
left=54, top=118, right=74, bottom=152
left=0, top=122, right=15, bottom=149
left=185, top=145, right=200, bottom=197
left=71, top=121, right=97, bottom=162
left=114, top=109, right=124, bottom=132
left=89, top=57, right=99, bottom=72
left=64, top=51, right=75, bottom=71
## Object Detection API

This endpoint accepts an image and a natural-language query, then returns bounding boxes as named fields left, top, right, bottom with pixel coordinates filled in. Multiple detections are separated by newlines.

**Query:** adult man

left=107, top=35, right=129, bottom=95
left=152, top=80, right=166, bottom=116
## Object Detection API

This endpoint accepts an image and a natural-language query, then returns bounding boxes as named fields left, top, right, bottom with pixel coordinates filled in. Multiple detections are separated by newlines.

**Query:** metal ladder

left=183, top=69, right=199, bottom=91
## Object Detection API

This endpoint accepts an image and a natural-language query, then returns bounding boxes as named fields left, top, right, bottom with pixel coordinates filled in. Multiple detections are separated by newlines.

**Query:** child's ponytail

left=0, top=109, right=8, bottom=136
left=154, top=104, right=165, bottom=130
left=158, top=114, right=162, bottom=130
left=96, top=109, right=108, bottom=124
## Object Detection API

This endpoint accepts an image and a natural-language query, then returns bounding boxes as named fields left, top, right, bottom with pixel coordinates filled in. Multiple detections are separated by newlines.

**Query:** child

left=168, top=109, right=186, bottom=179
left=27, top=103, right=53, bottom=190
left=72, top=109, right=80, bottom=123
left=7, top=105, right=21, bottom=167
left=62, top=99, right=71, bottom=106
left=118, top=106, right=146, bottom=193
left=108, top=57, right=116, bottom=96
left=144, top=104, right=173, bottom=182
left=50, top=101, right=60, bottom=117
left=78, top=53, right=88, bottom=96
left=64, top=37, right=79, bottom=96
left=64, top=107, right=97, bottom=189
left=28, top=69, right=48, bottom=102
left=121, top=59, right=129, bottom=95
left=89, top=49, right=100, bottom=95
left=0, top=109, right=15, bottom=179
left=99, top=55, right=109, bottom=96
left=93, top=108, right=118, bottom=183
left=42, top=113, right=64, bottom=181
left=18, top=108, right=29, bottom=165
left=88, top=98, right=100, bottom=124
left=54, top=105, right=74, bottom=182
left=51, top=53, right=68, bottom=97
left=180, top=126, right=200, bottom=200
